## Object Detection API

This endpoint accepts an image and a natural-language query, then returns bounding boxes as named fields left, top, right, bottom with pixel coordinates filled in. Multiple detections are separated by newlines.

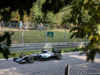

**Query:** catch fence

left=66, top=60, right=100, bottom=75
left=69, top=63, right=100, bottom=75
left=0, top=22, right=88, bottom=44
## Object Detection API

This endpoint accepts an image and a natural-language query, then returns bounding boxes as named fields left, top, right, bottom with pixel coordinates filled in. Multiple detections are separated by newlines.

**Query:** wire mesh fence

left=0, top=22, right=88, bottom=44
left=69, top=62, right=100, bottom=75
left=1, top=22, right=52, bottom=31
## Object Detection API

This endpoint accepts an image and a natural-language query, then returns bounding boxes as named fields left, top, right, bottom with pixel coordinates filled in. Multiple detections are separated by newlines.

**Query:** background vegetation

left=0, top=0, right=72, bottom=29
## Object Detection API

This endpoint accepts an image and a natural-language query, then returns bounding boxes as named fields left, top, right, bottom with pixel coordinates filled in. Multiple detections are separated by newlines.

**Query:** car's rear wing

left=52, top=48, right=61, bottom=54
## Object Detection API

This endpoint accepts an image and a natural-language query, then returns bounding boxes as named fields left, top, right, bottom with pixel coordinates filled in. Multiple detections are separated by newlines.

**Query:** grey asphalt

left=0, top=52, right=100, bottom=75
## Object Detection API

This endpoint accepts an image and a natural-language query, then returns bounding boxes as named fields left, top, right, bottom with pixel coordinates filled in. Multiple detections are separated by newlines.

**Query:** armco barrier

left=9, top=42, right=89, bottom=52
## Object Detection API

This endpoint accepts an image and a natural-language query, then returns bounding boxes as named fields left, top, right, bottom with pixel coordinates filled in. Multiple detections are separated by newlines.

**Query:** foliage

left=42, top=0, right=72, bottom=13
left=0, top=0, right=72, bottom=28
left=56, top=5, right=72, bottom=28
left=0, top=32, right=14, bottom=59
left=11, top=10, right=20, bottom=21
left=0, top=0, right=37, bottom=21
left=23, top=11, right=29, bottom=22
left=29, top=0, right=45, bottom=23
left=70, top=0, right=100, bottom=61
left=44, top=5, right=72, bottom=28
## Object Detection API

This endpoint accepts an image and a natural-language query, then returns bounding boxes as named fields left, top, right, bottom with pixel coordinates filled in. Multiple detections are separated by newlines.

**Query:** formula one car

left=13, top=48, right=62, bottom=64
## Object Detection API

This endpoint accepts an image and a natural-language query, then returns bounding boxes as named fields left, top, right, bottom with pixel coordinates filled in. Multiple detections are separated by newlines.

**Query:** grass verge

left=0, top=29, right=89, bottom=44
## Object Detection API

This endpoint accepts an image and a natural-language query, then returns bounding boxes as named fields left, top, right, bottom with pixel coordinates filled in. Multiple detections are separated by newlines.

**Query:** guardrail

left=9, top=42, right=89, bottom=52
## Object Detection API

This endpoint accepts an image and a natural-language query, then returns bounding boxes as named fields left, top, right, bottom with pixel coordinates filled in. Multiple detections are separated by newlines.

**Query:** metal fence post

left=22, top=27, right=23, bottom=44
left=64, top=29, right=66, bottom=42
left=45, top=27, right=47, bottom=43
left=65, top=65, right=70, bottom=75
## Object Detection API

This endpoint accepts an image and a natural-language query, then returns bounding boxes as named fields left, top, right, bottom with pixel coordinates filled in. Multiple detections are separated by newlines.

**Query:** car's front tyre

left=27, top=56, right=34, bottom=63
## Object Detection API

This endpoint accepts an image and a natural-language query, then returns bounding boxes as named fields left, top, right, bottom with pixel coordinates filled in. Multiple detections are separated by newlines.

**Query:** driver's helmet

left=52, top=48, right=57, bottom=52
left=53, top=48, right=58, bottom=51
left=41, top=49, right=47, bottom=53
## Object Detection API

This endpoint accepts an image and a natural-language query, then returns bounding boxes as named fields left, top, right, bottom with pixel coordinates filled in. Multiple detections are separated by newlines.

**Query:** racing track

left=0, top=52, right=100, bottom=75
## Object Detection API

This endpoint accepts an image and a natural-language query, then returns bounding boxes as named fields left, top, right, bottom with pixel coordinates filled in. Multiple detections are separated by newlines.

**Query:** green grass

left=10, top=29, right=88, bottom=44
left=0, top=48, right=76, bottom=59
left=1, top=29, right=89, bottom=44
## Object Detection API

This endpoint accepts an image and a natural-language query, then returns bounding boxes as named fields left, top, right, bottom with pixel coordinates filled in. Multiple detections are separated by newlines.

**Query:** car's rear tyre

left=27, top=56, right=34, bottom=63
left=56, top=54, right=62, bottom=60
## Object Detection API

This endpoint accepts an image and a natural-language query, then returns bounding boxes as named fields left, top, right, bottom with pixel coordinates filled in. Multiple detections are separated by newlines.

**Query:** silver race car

left=13, top=48, right=62, bottom=64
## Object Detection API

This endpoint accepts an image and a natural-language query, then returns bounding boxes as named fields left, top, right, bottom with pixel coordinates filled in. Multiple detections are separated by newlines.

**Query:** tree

left=23, top=11, right=29, bottom=22
left=43, top=5, right=72, bottom=28
left=11, top=10, right=20, bottom=22
left=55, top=5, right=72, bottom=28
left=0, top=0, right=36, bottom=21
left=46, top=12, right=57, bottom=27
left=29, top=0, right=46, bottom=23
left=0, top=32, right=14, bottom=59
left=42, top=0, right=72, bottom=13
left=70, top=0, right=100, bottom=61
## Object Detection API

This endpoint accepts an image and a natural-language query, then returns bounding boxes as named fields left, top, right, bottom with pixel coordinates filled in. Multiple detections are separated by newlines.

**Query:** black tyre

left=13, top=58, right=18, bottom=61
left=56, top=54, right=62, bottom=60
left=27, top=56, right=34, bottom=63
